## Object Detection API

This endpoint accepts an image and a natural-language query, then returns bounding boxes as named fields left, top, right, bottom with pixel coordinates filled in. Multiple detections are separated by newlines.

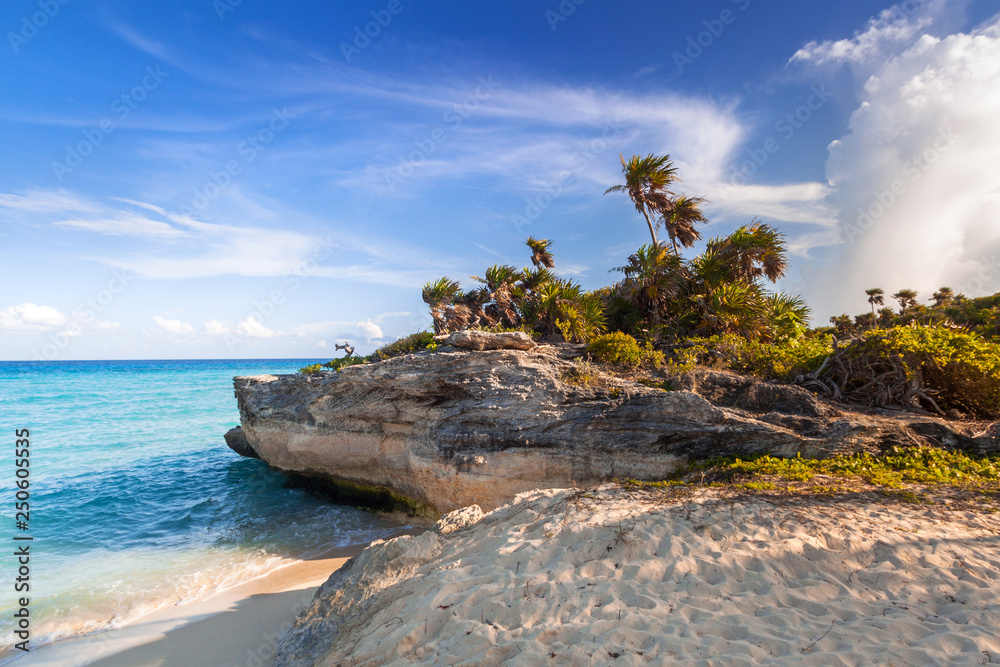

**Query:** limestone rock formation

left=444, top=330, right=537, bottom=351
left=231, top=345, right=999, bottom=516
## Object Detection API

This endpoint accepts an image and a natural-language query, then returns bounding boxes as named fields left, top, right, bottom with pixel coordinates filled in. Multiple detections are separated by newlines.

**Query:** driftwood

left=335, top=342, right=355, bottom=358
left=795, top=337, right=947, bottom=417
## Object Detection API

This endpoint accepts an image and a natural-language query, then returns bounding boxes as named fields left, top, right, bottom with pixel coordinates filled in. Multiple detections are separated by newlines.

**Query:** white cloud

left=356, top=319, right=383, bottom=341
left=56, top=211, right=188, bottom=238
left=204, top=319, right=230, bottom=336
left=329, top=81, right=832, bottom=230
left=0, top=303, right=67, bottom=330
left=237, top=316, right=276, bottom=338
left=814, top=10, right=1000, bottom=314
left=0, top=189, right=101, bottom=214
left=791, top=6, right=935, bottom=66
left=0, top=189, right=337, bottom=279
left=0, top=188, right=454, bottom=287
left=153, top=315, right=195, bottom=335
left=203, top=316, right=277, bottom=339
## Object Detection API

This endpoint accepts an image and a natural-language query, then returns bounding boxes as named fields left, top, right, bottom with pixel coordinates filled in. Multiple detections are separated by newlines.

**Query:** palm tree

left=473, top=265, right=524, bottom=329
left=694, top=281, right=768, bottom=340
left=764, top=292, right=811, bottom=341
left=932, top=287, right=954, bottom=307
left=605, top=154, right=678, bottom=245
left=660, top=195, right=708, bottom=257
left=877, top=307, right=895, bottom=327
left=422, top=277, right=462, bottom=333
left=830, top=314, right=853, bottom=336
left=892, top=289, right=919, bottom=313
left=528, top=279, right=606, bottom=342
left=706, top=221, right=788, bottom=284
left=854, top=312, right=876, bottom=330
left=613, top=244, right=687, bottom=330
left=865, top=288, right=885, bottom=317
left=525, top=237, right=555, bottom=269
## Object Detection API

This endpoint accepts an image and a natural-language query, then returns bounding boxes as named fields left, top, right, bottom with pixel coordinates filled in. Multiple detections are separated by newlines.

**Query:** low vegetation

left=801, top=326, right=1000, bottom=418
left=625, top=446, right=1000, bottom=501
left=300, top=331, right=436, bottom=374
left=587, top=332, right=664, bottom=369
left=673, top=333, right=834, bottom=380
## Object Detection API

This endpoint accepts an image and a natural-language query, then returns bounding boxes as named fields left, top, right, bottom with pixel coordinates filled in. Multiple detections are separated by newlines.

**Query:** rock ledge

left=229, top=346, right=1000, bottom=516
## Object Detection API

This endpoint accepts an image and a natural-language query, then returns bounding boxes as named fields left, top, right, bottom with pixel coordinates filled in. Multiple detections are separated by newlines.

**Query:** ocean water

left=0, top=359, right=403, bottom=660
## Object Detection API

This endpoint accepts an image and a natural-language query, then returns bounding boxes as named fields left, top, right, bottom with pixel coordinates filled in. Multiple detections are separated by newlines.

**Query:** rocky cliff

left=231, top=342, right=999, bottom=516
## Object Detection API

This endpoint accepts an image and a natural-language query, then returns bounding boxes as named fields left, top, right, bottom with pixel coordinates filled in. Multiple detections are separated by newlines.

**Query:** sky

left=1, top=0, right=999, bottom=360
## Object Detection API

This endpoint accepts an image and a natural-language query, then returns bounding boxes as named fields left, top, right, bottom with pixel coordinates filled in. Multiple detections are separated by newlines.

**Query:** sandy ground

left=11, top=552, right=359, bottom=667
left=281, top=486, right=1000, bottom=666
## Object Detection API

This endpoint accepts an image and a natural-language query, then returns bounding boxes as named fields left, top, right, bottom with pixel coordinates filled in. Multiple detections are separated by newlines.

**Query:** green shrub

left=563, top=360, right=600, bottom=388
left=664, top=346, right=700, bottom=377
left=587, top=332, right=664, bottom=368
left=302, top=331, right=438, bottom=375
left=842, top=326, right=1000, bottom=417
left=372, top=331, right=436, bottom=361
left=685, top=446, right=1000, bottom=489
left=680, top=333, right=833, bottom=380
left=323, top=356, right=368, bottom=372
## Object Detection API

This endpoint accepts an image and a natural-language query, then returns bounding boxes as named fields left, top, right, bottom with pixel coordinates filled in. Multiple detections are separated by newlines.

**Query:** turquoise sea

left=0, top=359, right=402, bottom=661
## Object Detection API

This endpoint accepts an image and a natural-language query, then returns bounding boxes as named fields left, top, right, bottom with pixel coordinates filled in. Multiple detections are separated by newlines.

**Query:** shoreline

left=8, top=543, right=376, bottom=667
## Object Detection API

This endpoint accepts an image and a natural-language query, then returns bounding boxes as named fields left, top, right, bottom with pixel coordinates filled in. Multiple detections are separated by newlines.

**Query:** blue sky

left=2, top=0, right=999, bottom=360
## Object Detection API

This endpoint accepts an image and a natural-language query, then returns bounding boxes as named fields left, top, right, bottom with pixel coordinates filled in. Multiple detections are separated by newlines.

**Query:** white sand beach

left=11, top=553, right=358, bottom=667
left=282, top=485, right=1000, bottom=666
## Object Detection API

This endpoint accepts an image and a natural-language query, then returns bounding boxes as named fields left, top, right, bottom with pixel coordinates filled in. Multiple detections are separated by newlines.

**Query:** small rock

left=445, top=330, right=538, bottom=351
left=224, top=426, right=259, bottom=459
left=433, top=505, right=484, bottom=535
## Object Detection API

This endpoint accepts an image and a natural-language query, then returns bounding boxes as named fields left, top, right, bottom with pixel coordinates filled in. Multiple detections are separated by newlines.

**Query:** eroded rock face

left=445, top=330, right=537, bottom=351
left=223, top=426, right=257, bottom=459
left=231, top=348, right=1000, bottom=516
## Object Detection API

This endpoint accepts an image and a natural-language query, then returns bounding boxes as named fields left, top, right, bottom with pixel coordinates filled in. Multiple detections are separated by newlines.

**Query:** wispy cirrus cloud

left=99, top=20, right=836, bottom=227
left=0, top=188, right=444, bottom=285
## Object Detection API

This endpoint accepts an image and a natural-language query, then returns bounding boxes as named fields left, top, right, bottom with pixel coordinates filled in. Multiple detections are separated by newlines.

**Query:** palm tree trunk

left=641, top=209, right=658, bottom=246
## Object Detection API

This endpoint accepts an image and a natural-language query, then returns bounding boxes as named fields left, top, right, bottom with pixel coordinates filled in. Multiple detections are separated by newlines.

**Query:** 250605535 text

left=13, top=428, right=32, bottom=652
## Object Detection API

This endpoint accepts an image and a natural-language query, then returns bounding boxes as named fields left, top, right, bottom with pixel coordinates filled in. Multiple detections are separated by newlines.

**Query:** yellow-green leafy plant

left=808, top=325, right=1000, bottom=418
left=587, top=332, right=664, bottom=368
left=679, top=333, right=833, bottom=380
